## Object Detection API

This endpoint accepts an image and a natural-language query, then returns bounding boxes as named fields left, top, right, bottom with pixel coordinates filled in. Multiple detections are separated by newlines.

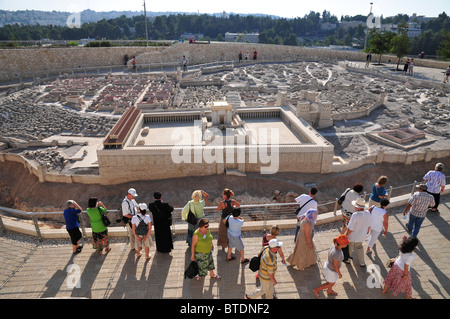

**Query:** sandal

left=312, top=289, right=320, bottom=298
left=210, top=274, right=221, bottom=279
left=226, top=256, right=236, bottom=261
left=327, top=290, right=338, bottom=296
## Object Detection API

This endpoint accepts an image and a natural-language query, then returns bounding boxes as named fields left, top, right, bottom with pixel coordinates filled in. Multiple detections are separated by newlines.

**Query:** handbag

left=386, top=256, right=398, bottom=268
left=186, top=203, right=197, bottom=225
left=225, top=215, right=230, bottom=228
left=99, top=207, right=111, bottom=226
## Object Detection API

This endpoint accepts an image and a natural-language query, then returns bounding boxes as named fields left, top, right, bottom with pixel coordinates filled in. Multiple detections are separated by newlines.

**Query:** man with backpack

left=246, top=239, right=283, bottom=299
left=132, top=203, right=153, bottom=260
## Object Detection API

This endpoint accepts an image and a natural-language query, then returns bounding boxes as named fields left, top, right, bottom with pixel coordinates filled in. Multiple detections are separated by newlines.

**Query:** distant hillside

left=0, top=9, right=278, bottom=26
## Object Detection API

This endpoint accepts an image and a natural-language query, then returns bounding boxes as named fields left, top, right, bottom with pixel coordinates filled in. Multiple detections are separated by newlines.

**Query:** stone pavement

left=351, top=60, right=449, bottom=83
left=0, top=195, right=449, bottom=300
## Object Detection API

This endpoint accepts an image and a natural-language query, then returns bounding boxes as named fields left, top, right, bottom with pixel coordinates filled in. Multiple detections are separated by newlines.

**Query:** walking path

left=0, top=194, right=449, bottom=300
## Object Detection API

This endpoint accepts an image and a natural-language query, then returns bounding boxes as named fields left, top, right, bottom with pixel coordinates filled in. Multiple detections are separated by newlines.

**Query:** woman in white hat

left=132, top=203, right=153, bottom=260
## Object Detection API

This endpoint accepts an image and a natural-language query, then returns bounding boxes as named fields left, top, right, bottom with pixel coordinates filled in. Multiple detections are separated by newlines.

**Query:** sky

left=0, top=0, right=448, bottom=18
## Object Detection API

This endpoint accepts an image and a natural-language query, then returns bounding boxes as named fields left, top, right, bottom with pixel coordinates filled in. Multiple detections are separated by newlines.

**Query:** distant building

left=320, top=22, right=337, bottom=31
left=339, top=21, right=366, bottom=30
left=180, top=33, right=204, bottom=41
left=225, top=32, right=259, bottom=43
left=80, top=38, right=96, bottom=46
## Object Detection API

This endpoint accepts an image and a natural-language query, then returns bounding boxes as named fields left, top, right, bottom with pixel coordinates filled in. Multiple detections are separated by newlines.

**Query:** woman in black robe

left=148, top=192, right=174, bottom=253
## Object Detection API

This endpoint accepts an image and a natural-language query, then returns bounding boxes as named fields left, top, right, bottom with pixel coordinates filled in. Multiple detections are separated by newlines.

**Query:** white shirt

left=295, top=194, right=317, bottom=218
left=341, top=190, right=362, bottom=213
left=122, top=197, right=138, bottom=217
left=347, top=210, right=372, bottom=242
left=395, top=251, right=415, bottom=270
left=423, top=170, right=446, bottom=194
left=131, top=214, right=152, bottom=226
left=370, top=206, right=387, bottom=232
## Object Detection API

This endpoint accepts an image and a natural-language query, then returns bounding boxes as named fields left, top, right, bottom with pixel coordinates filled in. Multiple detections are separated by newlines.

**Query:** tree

left=437, top=30, right=450, bottom=60
left=367, top=29, right=395, bottom=64
left=391, top=22, right=411, bottom=70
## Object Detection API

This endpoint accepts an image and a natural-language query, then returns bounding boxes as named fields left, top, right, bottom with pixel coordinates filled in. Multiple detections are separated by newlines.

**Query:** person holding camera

left=63, top=200, right=83, bottom=254
left=86, top=197, right=110, bottom=254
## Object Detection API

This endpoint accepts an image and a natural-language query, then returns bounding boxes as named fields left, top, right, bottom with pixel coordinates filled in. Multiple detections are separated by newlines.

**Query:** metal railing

left=1, top=176, right=448, bottom=242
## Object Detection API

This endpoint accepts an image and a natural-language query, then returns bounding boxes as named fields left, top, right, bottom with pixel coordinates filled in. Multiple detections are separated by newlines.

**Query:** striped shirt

left=408, top=191, right=435, bottom=218
left=423, top=170, right=446, bottom=194
left=258, top=248, right=277, bottom=281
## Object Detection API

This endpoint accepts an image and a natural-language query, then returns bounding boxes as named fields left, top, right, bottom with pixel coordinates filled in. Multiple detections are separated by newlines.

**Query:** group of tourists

left=63, top=162, right=446, bottom=299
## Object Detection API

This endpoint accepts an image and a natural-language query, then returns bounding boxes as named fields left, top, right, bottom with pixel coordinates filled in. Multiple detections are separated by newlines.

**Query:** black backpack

left=135, top=215, right=149, bottom=236
left=249, top=247, right=268, bottom=272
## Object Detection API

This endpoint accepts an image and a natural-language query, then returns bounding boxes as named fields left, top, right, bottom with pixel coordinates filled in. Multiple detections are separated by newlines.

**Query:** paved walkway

left=0, top=195, right=449, bottom=300
left=350, top=60, right=449, bottom=83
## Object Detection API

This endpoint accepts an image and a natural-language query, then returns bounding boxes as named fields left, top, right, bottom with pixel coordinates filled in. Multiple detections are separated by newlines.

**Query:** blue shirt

left=370, top=184, right=386, bottom=203
left=227, top=216, right=244, bottom=237
left=64, top=208, right=81, bottom=230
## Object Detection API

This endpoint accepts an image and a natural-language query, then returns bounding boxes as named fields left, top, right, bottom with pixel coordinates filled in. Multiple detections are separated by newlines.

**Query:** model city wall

left=1, top=43, right=448, bottom=83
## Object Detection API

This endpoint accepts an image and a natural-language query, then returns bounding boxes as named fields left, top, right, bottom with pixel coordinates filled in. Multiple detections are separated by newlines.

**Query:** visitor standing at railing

left=122, top=188, right=139, bottom=251
left=339, top=183, right=364, bottom=234
left=369, top=175, right=389, bottom=208
left=217, top=188, right=240, bottom=250
left=86, top=197, right=110, bottom=255
left=294, top=187, right=318, bottom=242
left=148, top=191, right=174, bottom=253
left=131, top=203, right=153, bottom=260
left=182, top=190, right=209, bottom=247
left=225, top=208, right=249, bottom=264
left=63, top=200, right=83, bottom=255
left=423, top=163, right=446, bottom=212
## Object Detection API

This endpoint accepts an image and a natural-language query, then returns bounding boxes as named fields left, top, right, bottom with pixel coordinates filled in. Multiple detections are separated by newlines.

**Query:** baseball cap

left=268, top=238, right=283, bottom=248
left=138, top=203, right=148, bottom=211
left=128, top=188, right=138, bottom=197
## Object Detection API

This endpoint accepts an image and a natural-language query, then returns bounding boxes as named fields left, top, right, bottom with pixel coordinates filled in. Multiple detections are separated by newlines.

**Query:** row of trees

left=367, top=12, right=450, bottom=63
left=0, top=11, right=449, bottom=59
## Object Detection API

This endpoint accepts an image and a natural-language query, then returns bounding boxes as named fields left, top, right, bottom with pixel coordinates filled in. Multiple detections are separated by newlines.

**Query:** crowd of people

left=62, top=162, right=446, bottom=299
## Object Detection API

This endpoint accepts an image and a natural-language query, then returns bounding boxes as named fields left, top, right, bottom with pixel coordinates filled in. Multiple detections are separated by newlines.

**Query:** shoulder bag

left=186, top=203, right=197, bottom=225
left=99, top=207, right=111, bottom=227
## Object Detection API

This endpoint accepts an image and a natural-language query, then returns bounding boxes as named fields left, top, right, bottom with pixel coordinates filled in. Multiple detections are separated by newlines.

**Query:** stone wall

left=1, top=43, right=448, bottom=83
left=0, top=46, right=162, bottom=82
